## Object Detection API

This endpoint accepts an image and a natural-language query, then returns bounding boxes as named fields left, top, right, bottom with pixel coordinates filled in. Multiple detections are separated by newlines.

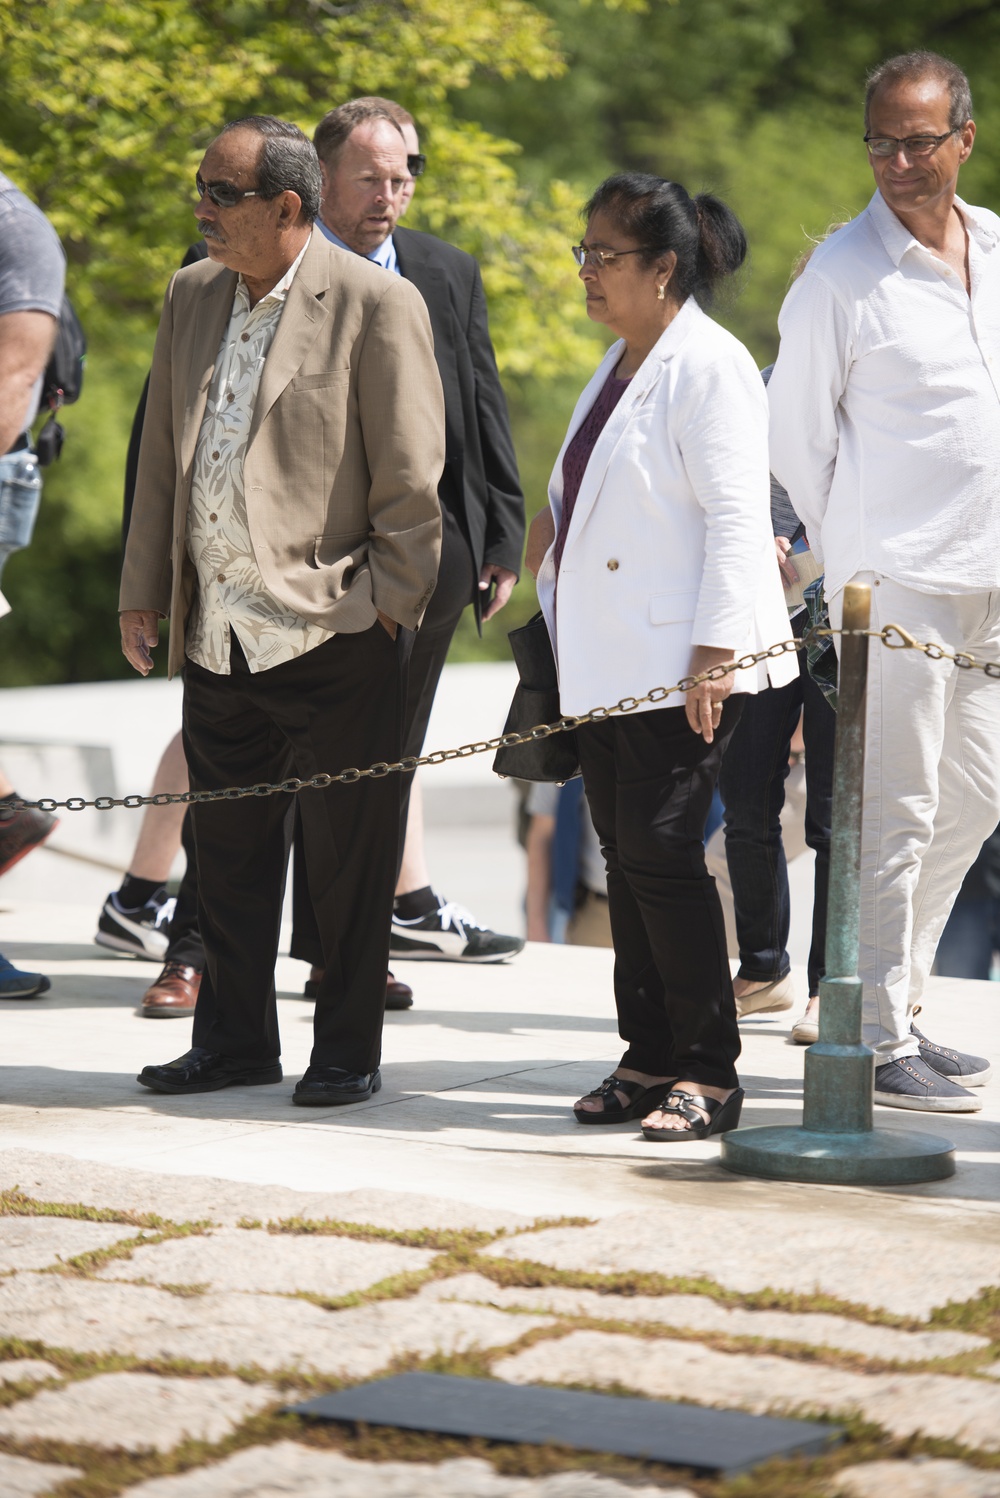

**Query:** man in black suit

left=290, top=98, right=526, bottom=991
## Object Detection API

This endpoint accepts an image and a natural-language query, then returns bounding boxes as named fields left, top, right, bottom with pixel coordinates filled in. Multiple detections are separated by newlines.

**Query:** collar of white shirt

left=234, top=234, right=311, bottom=311
left=867, top=188, right=1000, bottom=268
left=316, top=217, right=399, bottom=275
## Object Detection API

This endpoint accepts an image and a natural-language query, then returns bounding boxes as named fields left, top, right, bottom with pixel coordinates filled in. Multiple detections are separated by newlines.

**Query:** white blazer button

left=607, top=559, right=619, bottom=571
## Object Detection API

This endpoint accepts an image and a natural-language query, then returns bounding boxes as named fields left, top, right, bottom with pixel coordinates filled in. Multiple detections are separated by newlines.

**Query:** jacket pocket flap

left=649, top=591, right=699, bottom=625
left=292, top=369, right=351, bottom=391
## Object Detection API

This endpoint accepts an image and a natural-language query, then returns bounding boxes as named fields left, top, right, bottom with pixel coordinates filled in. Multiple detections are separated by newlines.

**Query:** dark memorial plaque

left=290, top=1372, right=840, bottom=1477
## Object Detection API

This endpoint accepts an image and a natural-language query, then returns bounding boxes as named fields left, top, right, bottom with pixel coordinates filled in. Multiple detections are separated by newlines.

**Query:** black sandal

left=573, top=1075, right=674, bottom=1126
left=640, top=1087, right=744, bottom=1142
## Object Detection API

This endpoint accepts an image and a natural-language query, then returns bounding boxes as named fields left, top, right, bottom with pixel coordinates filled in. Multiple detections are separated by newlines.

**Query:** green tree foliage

left=0, top=0, right=592, bottom=372
left=0, top=0, right=600, bottom=682
left=5, top=0, right=1000, bottom=679
left=458, top=0, right=1000, bottom=363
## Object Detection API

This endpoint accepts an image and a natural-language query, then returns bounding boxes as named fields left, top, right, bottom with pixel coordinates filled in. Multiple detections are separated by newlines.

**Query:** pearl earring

left=656, top=284, right=666, bottom=301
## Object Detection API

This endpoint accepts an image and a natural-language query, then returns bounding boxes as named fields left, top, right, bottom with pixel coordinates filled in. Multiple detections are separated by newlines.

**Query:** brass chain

left=7, top=622, right=1000, bottom=815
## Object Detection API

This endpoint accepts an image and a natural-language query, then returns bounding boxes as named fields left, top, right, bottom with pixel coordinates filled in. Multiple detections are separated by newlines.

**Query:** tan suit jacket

left=120, top=230, right=445, bottom=677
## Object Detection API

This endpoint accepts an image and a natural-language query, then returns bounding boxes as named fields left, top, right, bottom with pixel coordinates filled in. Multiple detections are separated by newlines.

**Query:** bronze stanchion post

left=720, top=582, right=955, bottom=1184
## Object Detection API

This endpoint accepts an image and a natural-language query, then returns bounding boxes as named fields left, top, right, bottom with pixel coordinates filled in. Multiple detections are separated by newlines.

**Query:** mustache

left=197, top=220, right=226, bottom=242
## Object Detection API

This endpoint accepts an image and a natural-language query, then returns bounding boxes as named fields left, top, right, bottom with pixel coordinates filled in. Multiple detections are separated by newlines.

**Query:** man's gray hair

left=313, top=101, right=405, bottom=167
left=220, top=116, right=321, bottom=223
left=865, top=51, right=973, bottom=132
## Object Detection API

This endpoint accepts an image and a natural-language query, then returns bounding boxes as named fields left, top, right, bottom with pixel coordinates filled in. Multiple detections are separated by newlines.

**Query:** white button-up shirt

left=768, top=190, right=1000, bottom=599
left=186, top=237, right=334, bottom=674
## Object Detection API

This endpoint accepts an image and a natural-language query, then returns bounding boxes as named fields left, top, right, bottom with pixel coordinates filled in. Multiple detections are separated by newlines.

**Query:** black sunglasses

left=407, top=153, right=426, bottom=178
left=195, top=175, right=263, bottom=208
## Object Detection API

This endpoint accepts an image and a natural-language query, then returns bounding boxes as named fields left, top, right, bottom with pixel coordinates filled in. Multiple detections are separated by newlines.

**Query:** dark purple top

left=554, top=366, right=632, bottom=573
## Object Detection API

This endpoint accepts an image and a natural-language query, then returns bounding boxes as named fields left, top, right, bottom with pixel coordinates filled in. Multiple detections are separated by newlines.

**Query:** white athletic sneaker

left=95, top=889, right=176, bottom=959
left=390, top=899, right=525, bottom=963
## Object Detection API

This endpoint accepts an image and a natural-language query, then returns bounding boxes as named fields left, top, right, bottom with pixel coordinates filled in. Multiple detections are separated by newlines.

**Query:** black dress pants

left=182, top=625, right=403, bottom=1074
left=289, top=505, right=476, bottom=968
left=576, top=698, right=743, bottom=1090
left=164, top=809, right=205, bottom=970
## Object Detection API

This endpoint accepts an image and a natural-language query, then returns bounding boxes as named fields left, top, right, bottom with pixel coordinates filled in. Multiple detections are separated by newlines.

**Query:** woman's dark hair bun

left=584, top=173, right=747, bottom=307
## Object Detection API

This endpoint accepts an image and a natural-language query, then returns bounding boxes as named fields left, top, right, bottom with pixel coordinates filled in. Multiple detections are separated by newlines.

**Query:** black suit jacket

left=393, top=226, right=524, bottom=625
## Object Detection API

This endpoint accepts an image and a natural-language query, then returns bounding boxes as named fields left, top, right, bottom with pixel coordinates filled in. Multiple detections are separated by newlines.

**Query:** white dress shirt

left=185, top=239, right=334, bottom=674
left=768, top=191, right=1000, bottom=599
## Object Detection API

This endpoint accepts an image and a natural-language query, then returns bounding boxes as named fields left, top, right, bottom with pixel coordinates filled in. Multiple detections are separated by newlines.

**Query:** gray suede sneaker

left=911, top=1020, right=992, bottom=1087
left=874, top=1056, right=981, bottom=1112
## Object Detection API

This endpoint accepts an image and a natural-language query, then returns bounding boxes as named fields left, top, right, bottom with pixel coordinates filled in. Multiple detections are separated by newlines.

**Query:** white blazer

left=537, top=297, right=798, bottom=717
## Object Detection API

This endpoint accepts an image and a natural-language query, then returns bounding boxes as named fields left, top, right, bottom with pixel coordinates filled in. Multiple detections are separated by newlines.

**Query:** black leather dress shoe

left=293, top=1065, right=382, bottom=1106
left=137, top=1047, right=283, bottom=1094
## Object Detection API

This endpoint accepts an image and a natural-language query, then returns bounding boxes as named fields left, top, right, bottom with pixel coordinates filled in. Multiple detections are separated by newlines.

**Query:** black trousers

left=289, top=506, right=475, bottom=968
left=576, top=698, right=743, bottom=1090
left=182, top=625, right=404, bottom=1074
left=165, top=809, right=204, bottom=970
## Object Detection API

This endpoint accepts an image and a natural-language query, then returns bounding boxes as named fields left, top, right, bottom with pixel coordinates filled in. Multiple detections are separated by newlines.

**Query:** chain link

left=7, top=622, right=1000, bottom=814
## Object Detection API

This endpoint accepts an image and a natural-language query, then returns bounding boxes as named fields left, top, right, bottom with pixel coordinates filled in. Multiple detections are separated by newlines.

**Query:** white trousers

left=831, top=575, right=1000, bottom=1060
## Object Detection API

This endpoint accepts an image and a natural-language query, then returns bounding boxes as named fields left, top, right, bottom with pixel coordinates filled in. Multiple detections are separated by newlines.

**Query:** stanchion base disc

left=720, top=1124, right=955, bottom=1185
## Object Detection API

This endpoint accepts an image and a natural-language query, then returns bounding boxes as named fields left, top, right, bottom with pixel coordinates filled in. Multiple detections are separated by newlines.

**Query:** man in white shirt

left=769, top=50, right=997, bottom=1113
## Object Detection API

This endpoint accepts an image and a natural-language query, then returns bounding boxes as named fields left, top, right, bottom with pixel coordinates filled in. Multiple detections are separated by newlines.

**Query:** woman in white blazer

left=527, top=173, right=796, bottom=1141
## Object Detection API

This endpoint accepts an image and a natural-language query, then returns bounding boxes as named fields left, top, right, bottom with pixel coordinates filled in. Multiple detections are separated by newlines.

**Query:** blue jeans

left=719, top=613, right=836, bottom=997
left=0, top=448, right=42, bottom=591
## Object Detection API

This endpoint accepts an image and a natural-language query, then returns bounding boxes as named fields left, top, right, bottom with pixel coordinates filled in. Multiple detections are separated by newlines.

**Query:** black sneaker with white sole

left=873, top=1056, right=981, bottom=1112
left=95, top=889, right=176, bottom=959
left=389, top=900, right=525, bottom=963
left=911, top=1021, right=993, bottom=1087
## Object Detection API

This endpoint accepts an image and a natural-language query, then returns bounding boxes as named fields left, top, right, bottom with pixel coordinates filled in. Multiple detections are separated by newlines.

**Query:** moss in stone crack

left=451, top=1303, right=1000, bottom=1380
left=253, top=1214, right=591, bottom=1252
left=929, top=1284, right=1000, bottom=1342
left=41, top=1221, right=212, bottom=1279
left=471, top=1255, right=928, bottom=1329
left=296, top=1264, right=441, bottom=1312
left=256, top=1215, right=499, bottom=1252
left=0, top=1188, right=182, bottom=1230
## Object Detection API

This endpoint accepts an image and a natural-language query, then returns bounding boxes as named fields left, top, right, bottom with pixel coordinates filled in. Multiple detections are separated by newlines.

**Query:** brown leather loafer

left=385, top=970, right=414, bottom=1011
left=303, top=968, right=414, bottom=1011
left=140, top=961, right=201, bottom=1018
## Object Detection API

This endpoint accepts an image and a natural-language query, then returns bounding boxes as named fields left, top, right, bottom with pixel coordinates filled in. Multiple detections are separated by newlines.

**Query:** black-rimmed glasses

left=863, top=130, right=959, bottom=158
left=571, top=244, right=649, bottom=268
left=195, top=175, right=262, bottom=208
left=407, top=153, right=427, bottom=178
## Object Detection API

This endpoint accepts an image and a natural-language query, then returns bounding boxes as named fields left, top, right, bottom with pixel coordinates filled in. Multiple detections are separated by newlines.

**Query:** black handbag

left=492, top=611, right=581, bottom=783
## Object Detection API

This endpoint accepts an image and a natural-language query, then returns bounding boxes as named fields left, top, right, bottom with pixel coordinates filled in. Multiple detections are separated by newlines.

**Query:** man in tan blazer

left=120, top=115, right=444, bottom=1106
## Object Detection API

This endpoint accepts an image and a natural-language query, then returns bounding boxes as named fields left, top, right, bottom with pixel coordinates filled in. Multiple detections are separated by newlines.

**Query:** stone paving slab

left=0, top=1273, right=548, bottom=1377
left=495, top=1331, right=1000, bottom=1450
left=117, top=1443, right=694, bottom=1496
left=831, top=1460, right=1000, bottom=1496
left=94, top=1227, right=435, bottom=1297
left=0, top=1359, right=63, bottom=1384
left=0, top=1150, right=531, bottom=1234
left=485, top=1211, right=1000, bottom=1319
left=0, top=1371, right=279, bottom=1453
left=0, top=1451, right=83, bottom=1497
left=420, top=1273, right=989, bottom=1361
left=0, top=1215, right=135, bottom=1272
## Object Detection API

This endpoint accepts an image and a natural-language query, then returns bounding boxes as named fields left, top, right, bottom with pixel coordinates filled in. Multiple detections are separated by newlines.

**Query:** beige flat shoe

left=790, top=997, right=819, bottom=1045
left=735, top=972, right=795, bottom=1020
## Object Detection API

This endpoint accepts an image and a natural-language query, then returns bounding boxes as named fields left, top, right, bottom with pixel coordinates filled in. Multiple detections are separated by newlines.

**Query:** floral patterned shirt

left=185, top=238, right=334, bottom=674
